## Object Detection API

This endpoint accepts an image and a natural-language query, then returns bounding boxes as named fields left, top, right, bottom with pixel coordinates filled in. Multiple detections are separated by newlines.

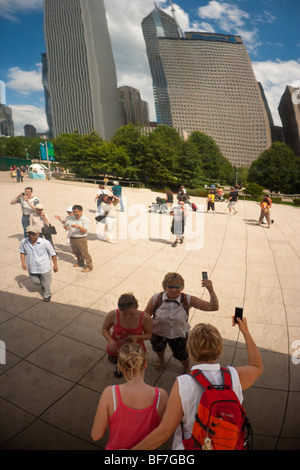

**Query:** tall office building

left=142, top=7, right=272, bottom=167
left=278, top=86, right=300, bottom=157
left=118, top=86, right=149, bottom=126
left=142, top=6, right=181, bottom=125
left=0, top=81, right=14, bottom=137
left=43, top=0, right=122, bottom=139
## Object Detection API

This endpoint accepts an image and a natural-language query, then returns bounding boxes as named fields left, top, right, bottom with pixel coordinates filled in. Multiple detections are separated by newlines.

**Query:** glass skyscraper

left=43, top=0, right=122, bottom=139
left=142, top=6, right=181, bottom=126
left=142, top=7, right=272, bottom=167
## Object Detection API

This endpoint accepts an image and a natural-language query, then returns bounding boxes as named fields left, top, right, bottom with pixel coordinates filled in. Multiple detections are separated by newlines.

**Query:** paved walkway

left=0, top=172, right=299, bottom=450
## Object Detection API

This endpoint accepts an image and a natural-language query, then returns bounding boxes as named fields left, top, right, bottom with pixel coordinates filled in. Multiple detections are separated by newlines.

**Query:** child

left=170, top=201, right=188, bottom=247
left=206, top=190, right=215, bottom=213
left=102, top=293, right=153, bottom=377
left=91, top=343, right=168, bottom=449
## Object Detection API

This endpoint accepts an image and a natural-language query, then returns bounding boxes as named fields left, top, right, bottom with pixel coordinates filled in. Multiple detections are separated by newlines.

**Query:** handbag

left=42, top=224, right=57, bottom=236
left=95, top=211, right=108, bottom=223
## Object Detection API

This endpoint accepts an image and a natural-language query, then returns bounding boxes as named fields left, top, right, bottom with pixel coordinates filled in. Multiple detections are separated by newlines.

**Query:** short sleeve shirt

left=19, top=237, right=56, bottom=274
left=64, top=215, right=90, bottom=237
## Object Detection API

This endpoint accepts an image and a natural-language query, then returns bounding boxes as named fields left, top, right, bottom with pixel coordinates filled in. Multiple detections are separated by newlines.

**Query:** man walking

left=11, top=187, right=39, bottom=236
left=227, top=187, right=238, bottom=215
left=64, top=205, right=93, bottom=272
left=111, top=181, right=124, bottom=212
left=19, top=226, right=58, bottom=302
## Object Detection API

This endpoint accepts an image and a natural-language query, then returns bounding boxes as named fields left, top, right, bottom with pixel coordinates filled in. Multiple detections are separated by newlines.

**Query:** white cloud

left=0, top=0, right=43, bottom=21
left=252, top=59, right=300, bottom=126
left=197, top=1, right=261, bottom=53
left=9, top=104, right=48, bottom=136
left=6, top=64, right=43, bottom=95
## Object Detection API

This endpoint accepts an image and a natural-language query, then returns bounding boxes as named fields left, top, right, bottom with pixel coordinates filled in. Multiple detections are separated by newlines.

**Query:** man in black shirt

left=228, top=187, right=238, bottom=215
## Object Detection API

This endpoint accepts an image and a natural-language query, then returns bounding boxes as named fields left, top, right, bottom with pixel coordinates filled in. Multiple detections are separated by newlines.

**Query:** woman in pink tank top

left=91, top=343, right=168, bottom=449
left=102, top=294, right=153, bottom=376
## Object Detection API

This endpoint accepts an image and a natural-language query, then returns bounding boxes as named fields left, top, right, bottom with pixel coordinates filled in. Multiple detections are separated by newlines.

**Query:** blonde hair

left=162, top=272, right=184, bottom=290
left=188, top=323, right=223, bottom=362
left=117, top=343, right=146, bottom=380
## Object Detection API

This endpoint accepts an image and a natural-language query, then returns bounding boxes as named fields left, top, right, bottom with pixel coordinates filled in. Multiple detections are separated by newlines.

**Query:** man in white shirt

left=64, top=205, right=93, bottom=272
left=19, top=225, right=58, bottom=302
left=10, top=186, right=39, bottom=236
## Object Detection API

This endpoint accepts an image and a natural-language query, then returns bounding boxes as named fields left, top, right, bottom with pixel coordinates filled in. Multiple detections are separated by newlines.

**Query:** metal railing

left=53, top=174, right=145, bottom=188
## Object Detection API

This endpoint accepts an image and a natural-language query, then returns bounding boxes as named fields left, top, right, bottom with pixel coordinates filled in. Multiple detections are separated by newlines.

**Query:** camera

left=107, top=196, right=114, bottom=201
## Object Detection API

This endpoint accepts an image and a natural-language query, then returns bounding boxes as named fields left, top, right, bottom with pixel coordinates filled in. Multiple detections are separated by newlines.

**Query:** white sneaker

left=107, top=239, right=116, bottom=244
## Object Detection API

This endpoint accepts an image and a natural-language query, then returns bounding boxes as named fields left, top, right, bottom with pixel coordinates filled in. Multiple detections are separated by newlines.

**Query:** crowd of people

left=9, top=179, right=265, bottom=450
left=91, top=272, right=263, bottom=450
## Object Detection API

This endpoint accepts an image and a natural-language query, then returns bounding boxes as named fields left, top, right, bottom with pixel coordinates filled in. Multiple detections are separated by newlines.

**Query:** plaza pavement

left=0, top=171, right=299, bottom=450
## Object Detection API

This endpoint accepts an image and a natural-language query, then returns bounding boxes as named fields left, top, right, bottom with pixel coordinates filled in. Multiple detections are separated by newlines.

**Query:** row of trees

left=1, top=124, right=299, bottom=193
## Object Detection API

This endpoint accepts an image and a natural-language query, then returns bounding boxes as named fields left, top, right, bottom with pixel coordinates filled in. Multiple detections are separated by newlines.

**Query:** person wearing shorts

left=144, top=272, right=219, bottom=373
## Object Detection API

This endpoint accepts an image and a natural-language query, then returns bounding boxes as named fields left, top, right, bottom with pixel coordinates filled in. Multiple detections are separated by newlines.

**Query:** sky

left=0, top=0, right=299, bottom=136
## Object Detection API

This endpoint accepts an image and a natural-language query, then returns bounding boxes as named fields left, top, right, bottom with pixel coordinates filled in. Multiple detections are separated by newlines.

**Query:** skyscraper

left=278, top=86, right=300, bottom=157
left=142, top=6, right=181, bottom=126
left=142, top=7, right=272, bottom=167
left=118, top=86, right=149, bottom=126
left=0, top=81, right=14, bottom=137
left=43, top=0, right=122, bottom=139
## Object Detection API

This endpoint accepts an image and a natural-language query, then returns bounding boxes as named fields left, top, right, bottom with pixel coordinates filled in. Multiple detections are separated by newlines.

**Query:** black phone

left=202, top=272, right=208, bottom=280
left=22, top=192, right=25, bottom=196
left=234, top=307, right=243, bottom=322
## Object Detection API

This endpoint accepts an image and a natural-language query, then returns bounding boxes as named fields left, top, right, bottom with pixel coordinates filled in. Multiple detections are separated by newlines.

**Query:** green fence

left=0, top=156, right=31, bottom=171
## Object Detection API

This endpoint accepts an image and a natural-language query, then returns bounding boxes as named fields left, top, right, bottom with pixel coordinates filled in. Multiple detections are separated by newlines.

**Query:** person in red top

left=91, top=343, right=168, bottom=449
left=102, top=293, right=153, bottom=377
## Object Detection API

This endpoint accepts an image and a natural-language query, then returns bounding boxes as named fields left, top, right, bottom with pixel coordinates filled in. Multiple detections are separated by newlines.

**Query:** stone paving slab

left=0, top=172, right=299, bottom=450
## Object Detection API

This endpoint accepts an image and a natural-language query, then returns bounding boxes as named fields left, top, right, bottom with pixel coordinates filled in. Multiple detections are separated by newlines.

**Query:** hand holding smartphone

left=234, top=307, right=243, bottom=323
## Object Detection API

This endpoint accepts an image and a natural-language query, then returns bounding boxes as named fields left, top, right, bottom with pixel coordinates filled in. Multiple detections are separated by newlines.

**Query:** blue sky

left=0, top=0, right=299, bottom=135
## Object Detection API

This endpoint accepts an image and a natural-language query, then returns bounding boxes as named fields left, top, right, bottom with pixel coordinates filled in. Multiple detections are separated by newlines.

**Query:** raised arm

left=190, top=279, right=219, bottom=311
left=233, top=317, right=263, bottom=390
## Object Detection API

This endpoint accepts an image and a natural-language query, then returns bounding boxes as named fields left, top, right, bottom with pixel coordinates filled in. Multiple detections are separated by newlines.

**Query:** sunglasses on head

left=166, top=285, right=181, bottom=290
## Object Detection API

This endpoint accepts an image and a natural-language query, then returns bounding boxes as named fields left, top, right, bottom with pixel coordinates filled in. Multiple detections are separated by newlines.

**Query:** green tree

left=139, top=125, right=185, bottom=185
left=249, top=142, right=300, bottom=193
left=244, top=182, right=264, bottom=200
left=187, top=131, right=233, bottom=182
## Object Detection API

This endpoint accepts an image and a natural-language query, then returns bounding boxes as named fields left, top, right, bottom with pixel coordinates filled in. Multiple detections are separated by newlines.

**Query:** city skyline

left=0, top=0, right=299, bottom=136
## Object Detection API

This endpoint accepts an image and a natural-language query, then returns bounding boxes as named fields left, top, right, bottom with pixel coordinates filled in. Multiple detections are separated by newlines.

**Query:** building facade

left=142, top=6, right=272, bottom=167
left=278, top=86, right=300, bottom=157
left=142, top=7, right=181, bottom=126
left=24, top=125, right=37, bottom=138
left=0, top=81, right=14, bottom=137
left=118, top=86, right=149, bottom=126
left=43, top=0, right=122, bottom=139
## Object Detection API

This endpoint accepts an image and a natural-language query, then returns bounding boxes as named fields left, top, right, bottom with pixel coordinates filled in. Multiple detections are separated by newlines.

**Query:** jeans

left=22, top=214, right=30, bottom=237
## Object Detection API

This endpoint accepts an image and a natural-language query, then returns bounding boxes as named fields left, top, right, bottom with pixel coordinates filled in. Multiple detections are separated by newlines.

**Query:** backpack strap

left=220, top=367, right=233, bottom=388
left=153, top=292, right=164, bottom=319
left=187, top=367, right=232, bottom=390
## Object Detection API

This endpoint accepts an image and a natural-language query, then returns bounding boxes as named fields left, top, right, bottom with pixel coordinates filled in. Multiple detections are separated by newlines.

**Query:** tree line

left=1, top=124, right=299, bottom=193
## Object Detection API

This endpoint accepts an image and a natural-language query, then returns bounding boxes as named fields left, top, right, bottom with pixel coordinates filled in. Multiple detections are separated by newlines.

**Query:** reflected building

left=118, top=86, right=149, bottom=126
left=43, top=0, right=122, bottom=139
left=142, top=6, right=272, bottom=167
left=278, top=86, right=300, bottom=157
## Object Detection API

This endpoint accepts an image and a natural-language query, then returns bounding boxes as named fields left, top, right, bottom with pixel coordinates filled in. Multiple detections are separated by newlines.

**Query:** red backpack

left=182, top=367, right=252, bottom=450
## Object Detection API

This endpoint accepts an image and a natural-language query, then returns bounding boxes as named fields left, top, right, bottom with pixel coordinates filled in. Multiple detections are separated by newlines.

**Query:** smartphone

left=234, top=307, right=243, bottom=322
left=22, top=192, right=25, bottom=196
left=202, top=272, right=208, bottom=280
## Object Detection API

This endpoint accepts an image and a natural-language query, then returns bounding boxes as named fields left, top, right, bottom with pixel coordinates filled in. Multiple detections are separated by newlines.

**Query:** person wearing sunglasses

left=144, top=272, right=219, bottom=373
